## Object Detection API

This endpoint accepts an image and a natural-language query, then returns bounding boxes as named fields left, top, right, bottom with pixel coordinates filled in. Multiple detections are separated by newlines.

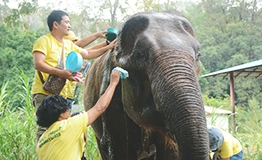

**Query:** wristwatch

left=106, top=40, right=110, bottom=45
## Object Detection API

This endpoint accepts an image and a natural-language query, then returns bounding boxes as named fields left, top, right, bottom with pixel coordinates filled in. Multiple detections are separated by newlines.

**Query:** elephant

left=83, top=10, right=209, bottom=160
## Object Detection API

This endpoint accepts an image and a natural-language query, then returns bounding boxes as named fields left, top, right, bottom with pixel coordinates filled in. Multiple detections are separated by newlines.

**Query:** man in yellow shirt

left=208, top=126, right=243, bottom=160
left=36, top=70, right=121, bottom=160
left=32, top=10, right=116, bottom=142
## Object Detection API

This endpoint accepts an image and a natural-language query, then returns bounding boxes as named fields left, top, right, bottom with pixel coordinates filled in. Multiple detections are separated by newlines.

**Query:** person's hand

left=110, top=70, right=121, bottom=86
left=107, top=39, right=117, bottom=50
left=60, top=69, right=76, bottom=81
left=96, top=31, right=107, bottom=39
left=74, top=72, right=84, bottom=83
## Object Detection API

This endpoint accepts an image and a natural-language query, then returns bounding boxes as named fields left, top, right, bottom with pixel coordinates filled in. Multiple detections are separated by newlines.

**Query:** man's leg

left=66, top=98, right=73, bottom=110
left=32, top=93, right=48, bottom=110
left=32, top=94, right=48, bottom=143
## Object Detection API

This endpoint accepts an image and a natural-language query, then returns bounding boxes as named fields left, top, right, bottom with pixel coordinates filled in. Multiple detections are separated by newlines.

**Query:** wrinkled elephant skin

left=84, top=10, right=209, bottom=160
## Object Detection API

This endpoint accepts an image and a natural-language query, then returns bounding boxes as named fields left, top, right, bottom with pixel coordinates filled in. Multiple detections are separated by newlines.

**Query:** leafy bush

left=0, top=106, right=36, bottom=160
left=236, top=98, right=262, bottom=160
left=0, top=77, right=37, bottom=159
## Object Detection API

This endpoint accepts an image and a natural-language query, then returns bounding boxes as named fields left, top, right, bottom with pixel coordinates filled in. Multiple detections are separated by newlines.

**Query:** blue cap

left=208, top=126, right=223, bottom=151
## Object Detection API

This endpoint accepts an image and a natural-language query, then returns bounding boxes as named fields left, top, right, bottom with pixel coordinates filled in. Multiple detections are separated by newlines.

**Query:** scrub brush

left=113, top=67, right=129, bottom=79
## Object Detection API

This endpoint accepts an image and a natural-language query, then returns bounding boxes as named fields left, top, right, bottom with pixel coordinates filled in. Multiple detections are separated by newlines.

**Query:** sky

left=6, top=0, right=74, bottom=9
left=5, top=0, right=202, bottom=22
left=6, top=0, right=201, bottom=10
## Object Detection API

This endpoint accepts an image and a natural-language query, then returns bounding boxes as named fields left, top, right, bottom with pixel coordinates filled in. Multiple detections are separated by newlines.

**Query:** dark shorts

left=230, top=150, right=243, bottom=160
left=32, top=93, right=48, bottom=110
left=66, top=98, right=74, bottom=109
left=213, top=150, right=243, bottom=160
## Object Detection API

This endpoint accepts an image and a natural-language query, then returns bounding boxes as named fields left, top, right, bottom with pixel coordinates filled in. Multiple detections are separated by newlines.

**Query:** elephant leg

left=154, top=133, right=180, bottom=160
left=99, top=107, right=142, bottom=160
left=137, top=130, right=179, bottom=160
left=137, top=130, right=157, bottom=160
left=95, top=136, right=108, bottom=160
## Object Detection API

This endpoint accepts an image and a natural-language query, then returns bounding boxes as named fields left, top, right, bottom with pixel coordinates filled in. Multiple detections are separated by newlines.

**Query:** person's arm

left=87, top=41, right=107, bottom=50
left=80, top=39, right=117, bottom=60
left=86, top=70, right=121, bottom=126
left=220, top=158, right=229, bottom=160
left=76, top=31, right=106, bottom=48
left=34, top=51, right=76, bottom=81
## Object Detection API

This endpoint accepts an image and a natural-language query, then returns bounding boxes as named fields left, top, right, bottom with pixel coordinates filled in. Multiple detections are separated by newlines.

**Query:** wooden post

left=230, top=73, right=236, bottom=134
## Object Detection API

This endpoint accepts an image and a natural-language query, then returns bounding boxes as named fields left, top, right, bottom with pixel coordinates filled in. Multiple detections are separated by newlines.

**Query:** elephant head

left=84, top=10, right=209, bottom=160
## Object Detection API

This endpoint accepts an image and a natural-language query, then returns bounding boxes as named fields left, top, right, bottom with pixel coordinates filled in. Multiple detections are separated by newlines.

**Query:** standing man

left=31, top=10, right=116, bottom=142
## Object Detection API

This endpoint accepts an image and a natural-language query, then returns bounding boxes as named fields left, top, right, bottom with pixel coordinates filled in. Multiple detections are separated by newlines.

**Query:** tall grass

left=86, top=126, right=102, bottom=160
left=236, top=98, right=262, bottom=160
left=0, top=104, right=36, bottom=160
left=0, top=76, right=37, bottom=159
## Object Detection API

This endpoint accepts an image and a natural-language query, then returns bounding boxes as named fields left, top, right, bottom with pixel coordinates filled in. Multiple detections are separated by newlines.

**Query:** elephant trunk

left=149, top=49, right=209, bottom=160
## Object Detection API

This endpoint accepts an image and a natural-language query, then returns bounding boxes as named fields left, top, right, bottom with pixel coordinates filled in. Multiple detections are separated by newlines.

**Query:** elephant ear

left=100, top=51, right=118, bottom=95
left=168, top=10, right=195, bottom=37
left=116, top=14, right=149, bottom=60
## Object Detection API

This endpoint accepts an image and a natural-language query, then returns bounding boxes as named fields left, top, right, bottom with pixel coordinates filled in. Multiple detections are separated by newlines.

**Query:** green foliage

left=0, top=23, right=43, bottom=109
left=236, top=98, right=262, bottom=133
left=0, top=106, right=36, bottom=160
left=192, top=0, right=262, bottom=108
left=86, top=126, right=102, bottom=159
left=4, top=0, right=38, bottom=29
left=0, top=73, right=36, bottom=160
left=235, top=97, right=262, bottom=159
left=0, top=82, right=14, bottom=115
left=18, top=70, right=33, bottom=111
left=203, top=94, right=231, bottom=110
left=236, top=131, right=262, bottom=160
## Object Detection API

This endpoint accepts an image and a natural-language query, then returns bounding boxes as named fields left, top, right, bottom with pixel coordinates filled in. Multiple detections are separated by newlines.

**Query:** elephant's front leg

left=149, top=132, right=180, bottom=159
left=100, top=108, right=142, bottom=160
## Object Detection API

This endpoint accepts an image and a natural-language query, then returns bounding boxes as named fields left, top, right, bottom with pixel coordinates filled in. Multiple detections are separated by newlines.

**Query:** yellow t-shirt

left=31, top=33, right=82, bottom=97
left=214, top=129, right=242, bottom=158
left=66, top=81, right=78, bottom=99
left=36, top=112, right=88, bottom=160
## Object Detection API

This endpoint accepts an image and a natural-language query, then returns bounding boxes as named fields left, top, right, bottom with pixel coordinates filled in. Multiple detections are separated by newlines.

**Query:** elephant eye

left=133, top=49, right=139, bottom=54
left=196, top=52, right=201, bottom=61
left=133, top=48, right=145, bottom=58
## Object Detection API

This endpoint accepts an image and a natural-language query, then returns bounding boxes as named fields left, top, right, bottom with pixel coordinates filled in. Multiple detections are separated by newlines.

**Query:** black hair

left=47, top=10, right=68, bottom=31
left=36, top=95, right=69, bottom=128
